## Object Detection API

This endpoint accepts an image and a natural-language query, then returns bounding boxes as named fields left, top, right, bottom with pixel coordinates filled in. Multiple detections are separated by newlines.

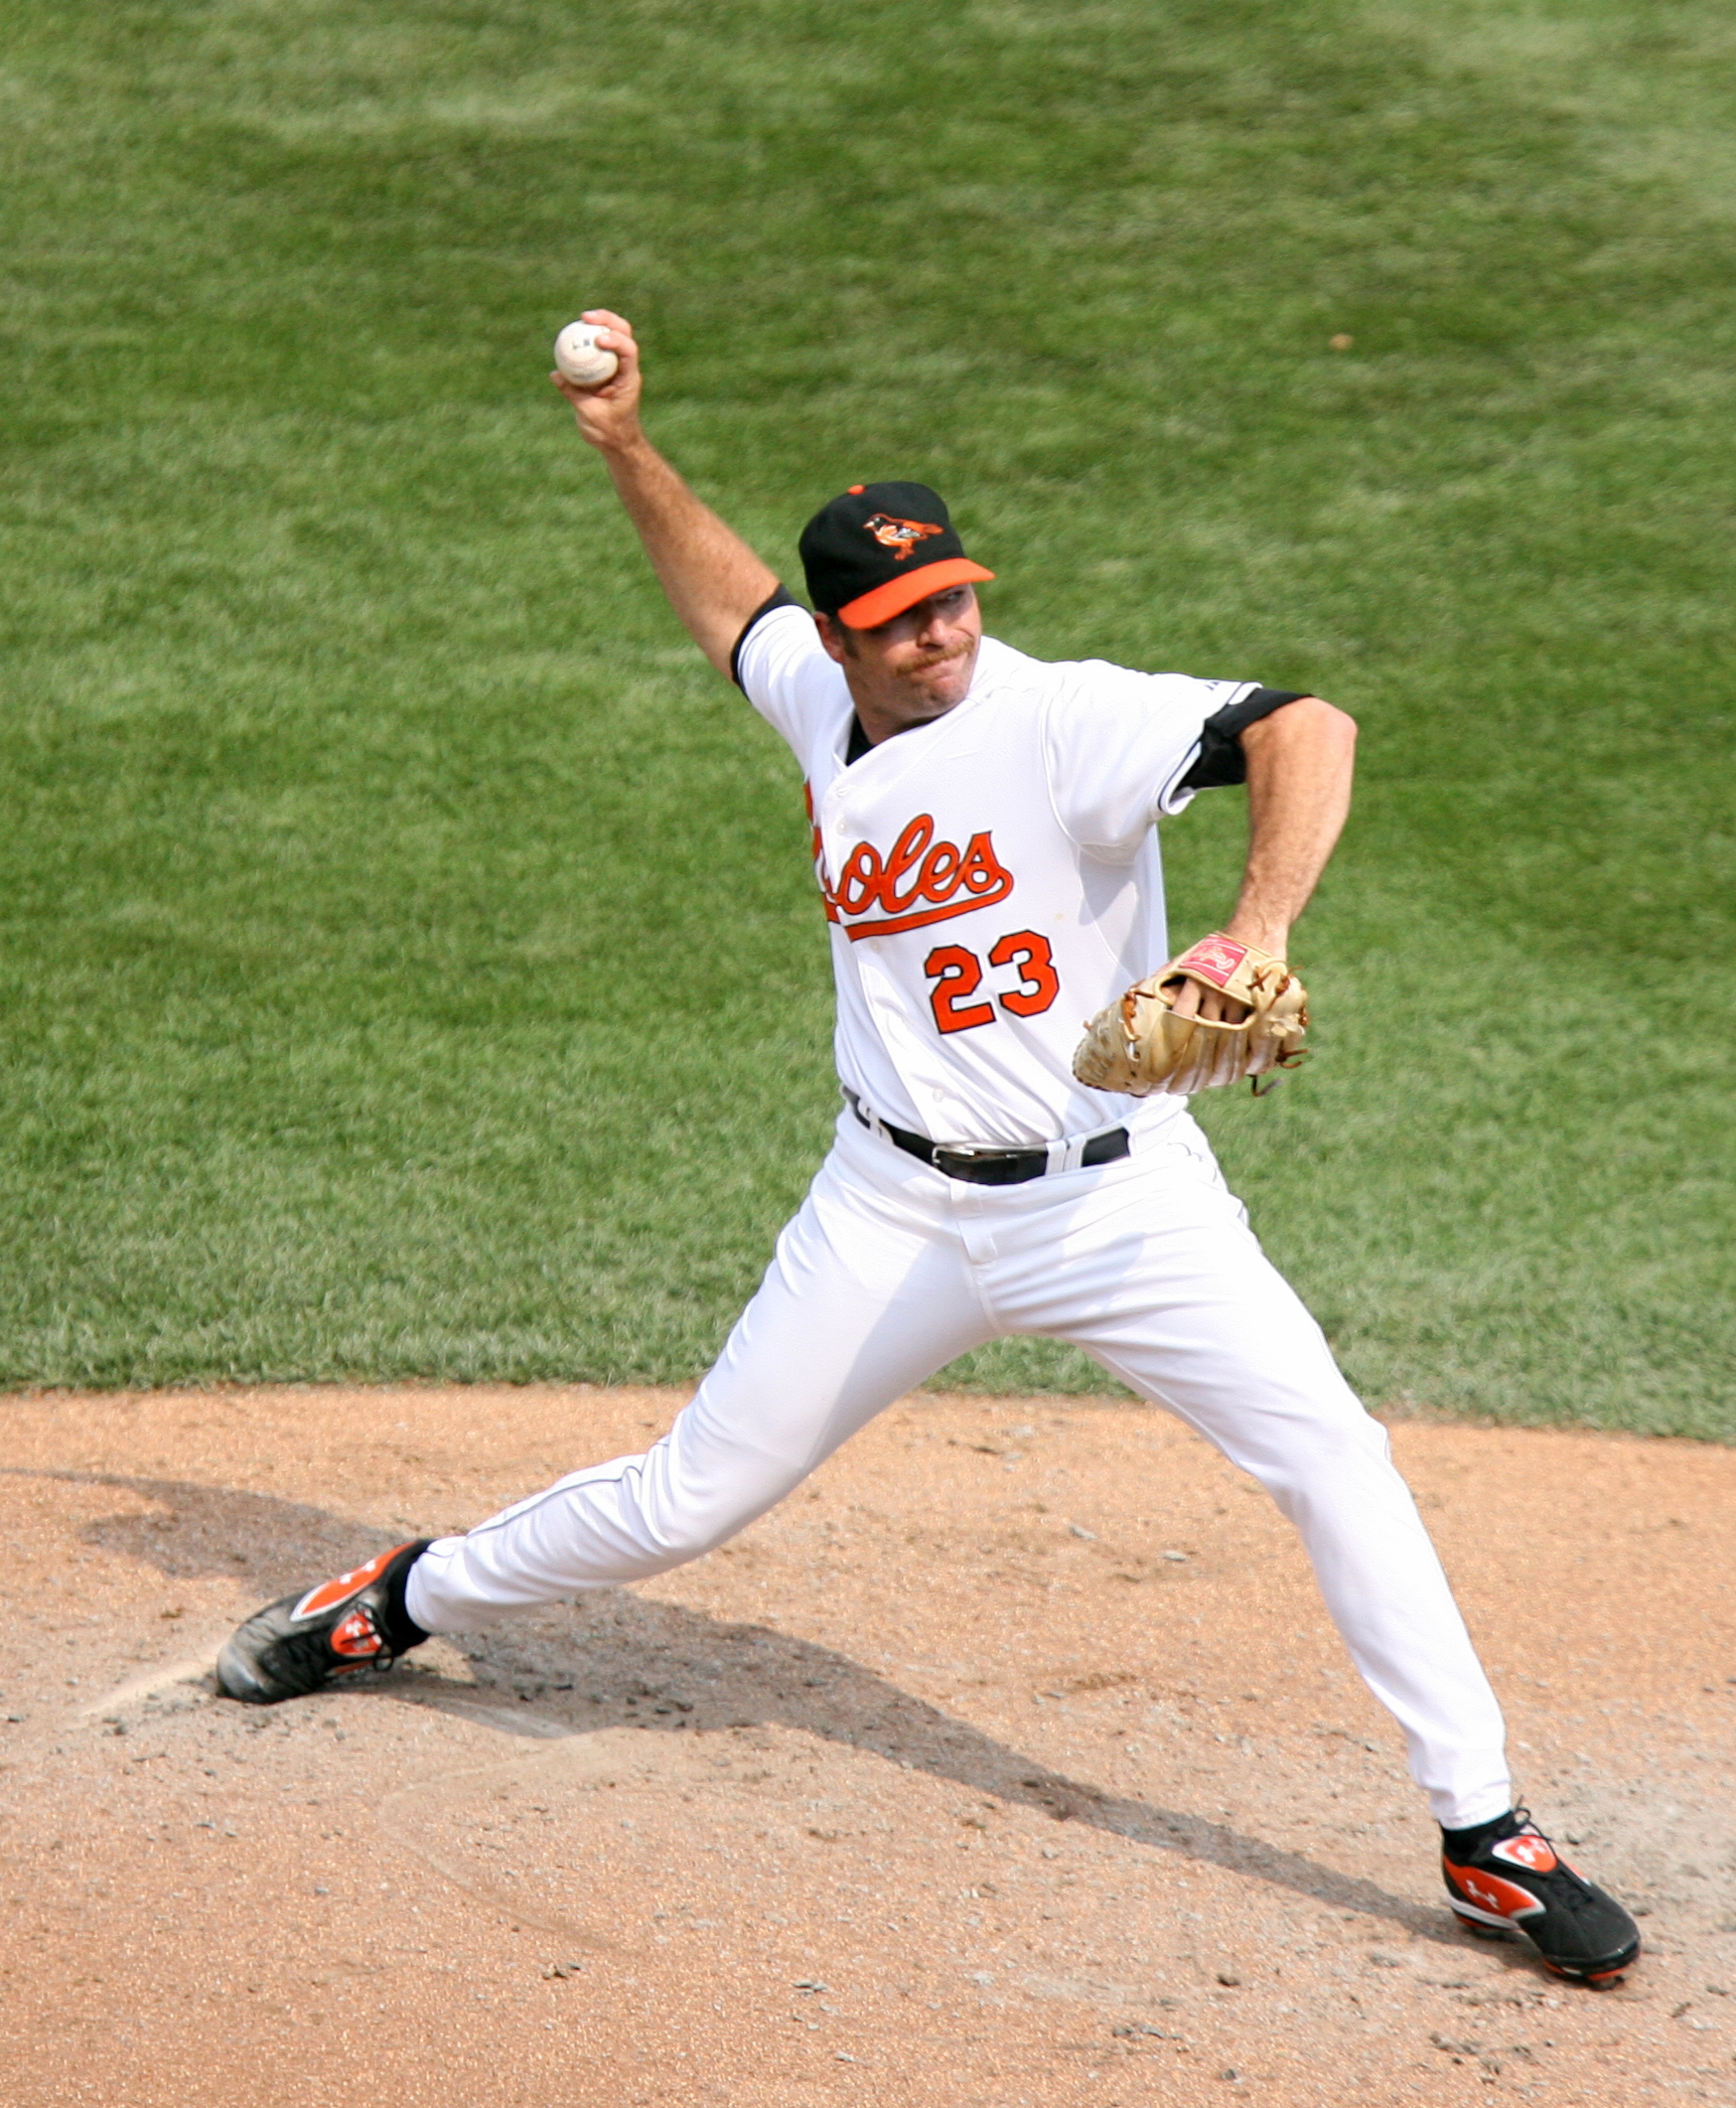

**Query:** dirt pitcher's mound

left=2, top=1386, right=1733, bottom=2106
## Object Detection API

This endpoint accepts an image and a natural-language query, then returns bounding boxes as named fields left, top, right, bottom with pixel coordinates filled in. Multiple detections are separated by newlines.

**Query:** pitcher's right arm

left=553, top=311, right=780, bottom=678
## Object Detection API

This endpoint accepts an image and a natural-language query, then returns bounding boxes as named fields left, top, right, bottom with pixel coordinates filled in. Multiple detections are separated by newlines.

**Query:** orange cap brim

left=836, top=557, right=995, bottom=629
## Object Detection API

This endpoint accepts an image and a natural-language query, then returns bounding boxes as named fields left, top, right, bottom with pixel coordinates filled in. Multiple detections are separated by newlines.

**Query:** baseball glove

left=1071, top=932, right=1308, bottom=1097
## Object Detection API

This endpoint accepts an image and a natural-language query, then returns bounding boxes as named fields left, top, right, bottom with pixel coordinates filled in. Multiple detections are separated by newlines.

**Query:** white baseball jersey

left=736, top=602, right=1260, bottom=1147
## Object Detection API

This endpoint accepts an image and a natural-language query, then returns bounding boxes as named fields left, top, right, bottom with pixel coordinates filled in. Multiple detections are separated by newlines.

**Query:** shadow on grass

left=35, top=1466, right=1471, bottom=1948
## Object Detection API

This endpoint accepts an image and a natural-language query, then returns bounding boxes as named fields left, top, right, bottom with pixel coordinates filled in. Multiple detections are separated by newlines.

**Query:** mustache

left=906, top=641, right=971, bottom=675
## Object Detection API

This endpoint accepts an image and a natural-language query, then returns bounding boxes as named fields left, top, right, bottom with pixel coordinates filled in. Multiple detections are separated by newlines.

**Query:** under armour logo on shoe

left=329, top=1607, right=384, bottom=1659
left=1494, top=1833, right=1559, bottom=1875
left=1453, top=1867, right=1543, bottom=1920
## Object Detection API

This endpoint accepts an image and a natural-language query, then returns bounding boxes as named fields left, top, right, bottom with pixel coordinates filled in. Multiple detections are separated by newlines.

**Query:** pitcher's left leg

left=1032, top=1140, right=1639, bottom=1984
left=1004, top=1144, right=1509, bottom=1828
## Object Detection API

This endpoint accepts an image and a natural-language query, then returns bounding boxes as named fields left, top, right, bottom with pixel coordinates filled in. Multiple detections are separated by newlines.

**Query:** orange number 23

left=923, top=931, right=1061, bottom=1035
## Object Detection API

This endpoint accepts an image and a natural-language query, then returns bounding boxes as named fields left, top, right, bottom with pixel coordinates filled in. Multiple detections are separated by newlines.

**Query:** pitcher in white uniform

left=217, top=312, right=1640, bottom=1987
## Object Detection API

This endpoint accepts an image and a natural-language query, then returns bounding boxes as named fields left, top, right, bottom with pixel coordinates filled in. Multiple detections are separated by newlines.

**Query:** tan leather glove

left=1072, top=933, right=1309, bottom=1097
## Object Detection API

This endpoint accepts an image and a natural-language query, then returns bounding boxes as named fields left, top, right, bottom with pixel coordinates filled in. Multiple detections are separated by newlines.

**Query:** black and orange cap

left=798, top=481, right=994, bottom=628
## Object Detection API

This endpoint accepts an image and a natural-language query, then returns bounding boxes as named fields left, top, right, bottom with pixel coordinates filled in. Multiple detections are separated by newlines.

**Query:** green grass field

left=2, top=0, right=1732, bottom=1432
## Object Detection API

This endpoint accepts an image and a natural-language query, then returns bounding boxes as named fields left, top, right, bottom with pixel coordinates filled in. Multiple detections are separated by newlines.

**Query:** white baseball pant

left=406, top=1108, right=1511, bottom=1828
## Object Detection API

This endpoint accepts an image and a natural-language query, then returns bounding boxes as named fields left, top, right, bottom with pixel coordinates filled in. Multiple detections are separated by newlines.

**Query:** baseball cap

left=798, top=481, right=995, bottom=629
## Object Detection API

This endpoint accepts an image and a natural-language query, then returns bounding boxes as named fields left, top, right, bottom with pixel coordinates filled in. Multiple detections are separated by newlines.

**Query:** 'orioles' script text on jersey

left=739, top=605, right=1259, bottom=1147
left=806, top=807, right=1016, bottom=938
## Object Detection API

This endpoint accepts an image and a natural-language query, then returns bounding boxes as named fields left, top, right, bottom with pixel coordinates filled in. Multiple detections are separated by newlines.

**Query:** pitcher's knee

left=633, top=1474, right=792, bottom=1570
left=638, top=1511, right=742, bottom=1568
left=1240, top=1402, right=1399, bottom=1513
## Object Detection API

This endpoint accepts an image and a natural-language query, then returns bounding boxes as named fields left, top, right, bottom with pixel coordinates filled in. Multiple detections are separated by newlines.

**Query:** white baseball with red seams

left=405, top=603, right=1515, bottom=1831
left=553, top=321, right=619, bottom=387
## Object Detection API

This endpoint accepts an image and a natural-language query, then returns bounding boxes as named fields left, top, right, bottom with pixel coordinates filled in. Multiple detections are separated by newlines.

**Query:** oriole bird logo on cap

left=863, top=514, right=944, bottom=561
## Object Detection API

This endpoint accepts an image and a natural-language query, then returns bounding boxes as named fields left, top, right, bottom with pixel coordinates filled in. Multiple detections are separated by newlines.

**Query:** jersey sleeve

left=1176, top=686, right=1308, bottom=791
left=731, top=594, right=838, bottom=751
left=1042, top=663, right=1259, bottom=854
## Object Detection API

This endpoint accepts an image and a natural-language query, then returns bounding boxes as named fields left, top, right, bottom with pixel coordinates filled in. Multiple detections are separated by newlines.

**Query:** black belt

left=847, top=1093, right=1130, bottom=1187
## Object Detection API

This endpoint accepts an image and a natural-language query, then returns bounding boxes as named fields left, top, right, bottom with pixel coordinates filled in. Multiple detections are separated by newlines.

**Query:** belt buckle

left=935, top=1141, right=1044, bottom=1186
left=934, top=1144, right=987, bottom=1180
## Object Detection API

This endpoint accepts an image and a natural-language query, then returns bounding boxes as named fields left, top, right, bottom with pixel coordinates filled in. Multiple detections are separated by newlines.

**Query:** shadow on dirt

left=16, top=1467, right=409, bottom=1586
left=386, top=1590, right=1471, bottom=1943
left=29, top=1467, right=1467, bottom=1946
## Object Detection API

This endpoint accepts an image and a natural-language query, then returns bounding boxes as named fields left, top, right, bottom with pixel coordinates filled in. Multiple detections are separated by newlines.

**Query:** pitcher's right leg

left=217, top=1137, right=991, bottom=1700
left=406, top=1163, right=988, bottom=1631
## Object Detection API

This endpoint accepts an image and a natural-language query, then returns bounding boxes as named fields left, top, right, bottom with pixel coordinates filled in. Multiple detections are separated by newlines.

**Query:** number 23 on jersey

left=925, top=932, right=1061, bottom=1035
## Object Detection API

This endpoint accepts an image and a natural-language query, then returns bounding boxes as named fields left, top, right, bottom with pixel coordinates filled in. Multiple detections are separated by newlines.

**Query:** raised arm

left=1173, top=695, right=1358, bottom=1021
left=553, top=311, right=779, bottom=677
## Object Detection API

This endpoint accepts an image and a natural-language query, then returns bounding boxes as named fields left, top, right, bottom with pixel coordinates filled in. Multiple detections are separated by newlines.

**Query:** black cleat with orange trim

left=216, top=1541, right=433, bottom=1704
left=1442, top=1808, right=1640, bottom=1986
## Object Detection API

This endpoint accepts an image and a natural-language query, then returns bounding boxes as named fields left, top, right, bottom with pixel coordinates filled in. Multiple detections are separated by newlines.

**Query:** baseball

left=553, top=320, right=619, bottom=387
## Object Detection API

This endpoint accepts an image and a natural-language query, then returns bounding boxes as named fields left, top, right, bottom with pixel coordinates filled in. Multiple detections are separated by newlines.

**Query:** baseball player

left=218, top=312, right=1639, bottom=1986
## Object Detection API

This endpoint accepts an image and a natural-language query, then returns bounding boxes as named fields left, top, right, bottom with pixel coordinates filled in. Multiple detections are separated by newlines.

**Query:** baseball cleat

left=1442, top=1808, right=1640, bottom=1986
left=216, top=1540, right=432, bottom=1705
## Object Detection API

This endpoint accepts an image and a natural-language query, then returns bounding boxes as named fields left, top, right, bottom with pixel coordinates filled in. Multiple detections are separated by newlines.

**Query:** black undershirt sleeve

left=728, top=585, right=803, bottom=688
left=727, top=584, right=873, bottom=762
left=1177, top=685, right=1309, bottom=792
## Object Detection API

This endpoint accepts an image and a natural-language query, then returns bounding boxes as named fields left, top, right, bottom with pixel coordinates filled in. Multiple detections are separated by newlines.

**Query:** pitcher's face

left=816, top=585, right=982, bottom=736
